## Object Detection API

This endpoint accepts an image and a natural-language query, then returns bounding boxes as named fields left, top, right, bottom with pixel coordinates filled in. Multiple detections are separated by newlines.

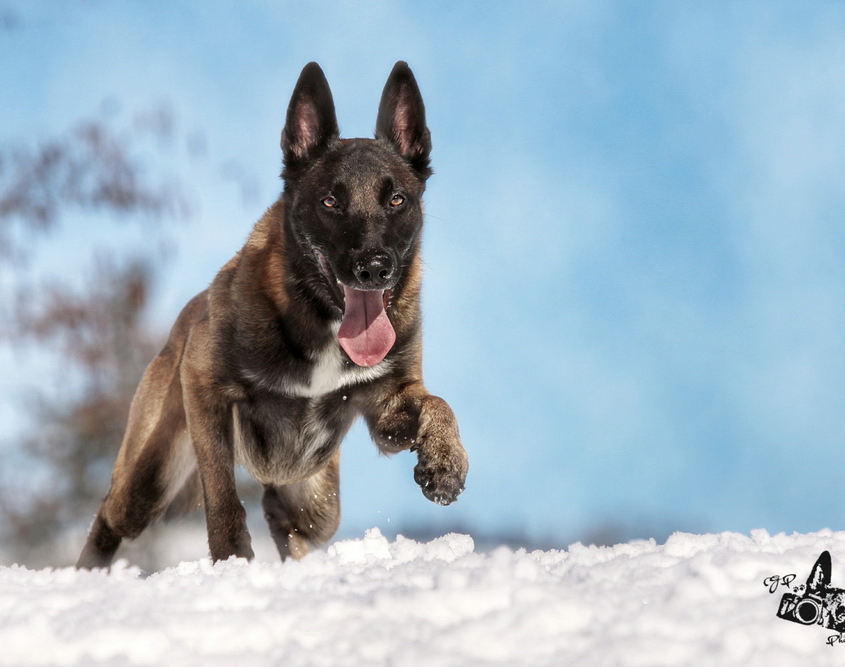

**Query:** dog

left=77, top=61, right=468, bottom=568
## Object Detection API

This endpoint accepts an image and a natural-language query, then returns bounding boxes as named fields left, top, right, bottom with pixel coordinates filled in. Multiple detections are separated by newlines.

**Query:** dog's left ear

left=282, top=62, right=340, bottom=173
left=376, top=61, right=432, bottom=179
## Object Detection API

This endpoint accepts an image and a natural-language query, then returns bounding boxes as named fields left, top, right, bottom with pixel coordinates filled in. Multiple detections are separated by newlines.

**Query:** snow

left=2, top=528, right=845, bottom=665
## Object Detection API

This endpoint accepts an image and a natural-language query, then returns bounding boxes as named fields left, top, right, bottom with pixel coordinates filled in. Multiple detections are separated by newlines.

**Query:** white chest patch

left=255, top=323, right=390, bottom=398
left=298, top=341, right=389, bottom=397
left=242, top=324, right=390, bottom=398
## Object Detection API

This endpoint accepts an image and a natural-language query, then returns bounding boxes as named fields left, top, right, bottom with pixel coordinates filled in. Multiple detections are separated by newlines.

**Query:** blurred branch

left=14, top=257, right=157, bottom=391
left=0, top=110, right=188, bottom=265
left=0, top=259, right=162, bottom=561
left=0, top=106, right=193, bottom=565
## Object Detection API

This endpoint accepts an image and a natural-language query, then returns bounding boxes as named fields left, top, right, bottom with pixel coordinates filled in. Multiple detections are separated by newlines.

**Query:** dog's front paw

left=413, top=446, right=468, bottom=506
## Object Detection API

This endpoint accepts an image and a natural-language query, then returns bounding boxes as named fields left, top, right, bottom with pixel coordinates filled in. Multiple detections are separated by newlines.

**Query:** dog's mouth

left=316, top=253, right=396, bottom=367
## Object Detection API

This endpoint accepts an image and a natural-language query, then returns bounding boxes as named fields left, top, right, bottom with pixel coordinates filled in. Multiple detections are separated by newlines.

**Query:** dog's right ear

left=806, top=551, right=833, bottom=594
left=281, top=62, right=339, bottom=174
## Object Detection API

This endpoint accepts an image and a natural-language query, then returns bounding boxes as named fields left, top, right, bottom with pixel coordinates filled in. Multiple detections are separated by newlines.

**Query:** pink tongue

left=338, top=286, right=396, bottom=367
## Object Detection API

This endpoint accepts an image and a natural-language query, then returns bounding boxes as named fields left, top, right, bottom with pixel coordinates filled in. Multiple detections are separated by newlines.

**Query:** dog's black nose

left=354, top=253, right=394, bottom=289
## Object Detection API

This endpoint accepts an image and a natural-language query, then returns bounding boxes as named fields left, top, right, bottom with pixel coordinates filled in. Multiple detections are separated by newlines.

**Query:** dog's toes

left=413, top=460, right=466, bottom=505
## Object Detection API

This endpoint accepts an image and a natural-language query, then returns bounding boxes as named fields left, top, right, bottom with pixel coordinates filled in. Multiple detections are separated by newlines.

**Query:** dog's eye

left=321, top=196, right=337, bottom=208
left=389, top=194, right=406, bottom=207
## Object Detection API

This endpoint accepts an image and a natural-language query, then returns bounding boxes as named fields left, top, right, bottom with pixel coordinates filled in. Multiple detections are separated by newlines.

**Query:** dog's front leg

left=182, top=364, right=254, bottom=563
left=364, top=382, right=468, bottom=505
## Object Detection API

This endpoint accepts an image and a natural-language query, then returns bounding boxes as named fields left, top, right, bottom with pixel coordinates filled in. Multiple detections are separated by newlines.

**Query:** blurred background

left=2, top=0, right=845, bottom=568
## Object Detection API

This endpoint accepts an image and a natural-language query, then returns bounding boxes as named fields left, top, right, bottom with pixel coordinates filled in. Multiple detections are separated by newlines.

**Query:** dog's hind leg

left=76, top=348, right=195, bottom=570
left=261, top=451, right=341, bottom=561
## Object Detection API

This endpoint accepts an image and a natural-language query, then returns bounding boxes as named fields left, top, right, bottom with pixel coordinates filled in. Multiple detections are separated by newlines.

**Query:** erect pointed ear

left=281, top=62, right=340, bottom=171
left=807, top=551, right=832, bottom=593
left=376, top=61, right=432, bottom=179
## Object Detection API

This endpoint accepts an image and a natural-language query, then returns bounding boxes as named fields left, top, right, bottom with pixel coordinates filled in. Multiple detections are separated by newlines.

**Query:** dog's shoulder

left=220, top=198, right=289, bottom=309
left=243, top=199, right=285, bottom=253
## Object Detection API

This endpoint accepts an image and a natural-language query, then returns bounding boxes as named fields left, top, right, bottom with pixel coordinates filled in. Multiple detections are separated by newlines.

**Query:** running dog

left=77, top=61, right=468, bottom=568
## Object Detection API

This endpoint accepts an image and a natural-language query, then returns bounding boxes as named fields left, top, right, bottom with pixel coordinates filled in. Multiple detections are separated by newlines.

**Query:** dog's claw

left=413, top=457, right=467, bottom=506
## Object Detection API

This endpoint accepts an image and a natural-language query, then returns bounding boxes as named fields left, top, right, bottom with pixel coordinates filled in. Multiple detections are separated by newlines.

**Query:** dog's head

left=280, top=62, right=432, bottom=367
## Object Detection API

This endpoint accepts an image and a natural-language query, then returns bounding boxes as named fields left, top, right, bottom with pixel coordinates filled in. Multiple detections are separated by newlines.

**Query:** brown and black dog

left=77, top=61, right=468, bottom=569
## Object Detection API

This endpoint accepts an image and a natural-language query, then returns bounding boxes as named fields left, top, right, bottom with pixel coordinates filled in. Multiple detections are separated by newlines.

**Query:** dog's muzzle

left=316, top=251, right=397, bottom=367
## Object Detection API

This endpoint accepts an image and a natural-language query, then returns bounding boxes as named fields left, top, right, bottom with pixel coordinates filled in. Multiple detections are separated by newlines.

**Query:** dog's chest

left=296, top=333, right=388, bottom=397
left=248, top=324, right=390, bottom=399
left=233, top=331, right=387, bottom=484
left=232, top=393, right=352, bottom=485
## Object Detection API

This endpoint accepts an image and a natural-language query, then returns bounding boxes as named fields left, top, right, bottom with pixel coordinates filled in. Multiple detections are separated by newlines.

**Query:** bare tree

left=0, top=109, right=192, bottom=565
left=0, top=110, right=186, bottom=264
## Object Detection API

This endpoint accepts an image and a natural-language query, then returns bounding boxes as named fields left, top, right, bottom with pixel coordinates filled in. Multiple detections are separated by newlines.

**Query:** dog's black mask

left=279, top=62, right=432, bottom=367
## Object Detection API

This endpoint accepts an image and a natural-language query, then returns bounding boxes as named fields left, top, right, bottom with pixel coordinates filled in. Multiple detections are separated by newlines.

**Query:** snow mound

left=2, top=528, right=845, bottom=665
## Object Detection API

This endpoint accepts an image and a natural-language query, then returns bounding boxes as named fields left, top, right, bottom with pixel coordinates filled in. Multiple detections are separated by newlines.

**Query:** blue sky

left=3, top=0, right=845, bottom=547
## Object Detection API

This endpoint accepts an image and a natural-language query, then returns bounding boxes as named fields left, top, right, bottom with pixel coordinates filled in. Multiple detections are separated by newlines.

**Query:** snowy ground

left=2, top=528, right=845, bottom=666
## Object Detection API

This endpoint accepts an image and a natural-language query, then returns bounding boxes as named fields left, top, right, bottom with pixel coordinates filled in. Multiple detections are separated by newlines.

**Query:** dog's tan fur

left=77, top=62, right=468, bottom=569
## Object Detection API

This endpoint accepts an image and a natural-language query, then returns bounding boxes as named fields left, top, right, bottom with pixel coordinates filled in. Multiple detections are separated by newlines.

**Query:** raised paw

left=413, top=447, right=468, bottom=506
